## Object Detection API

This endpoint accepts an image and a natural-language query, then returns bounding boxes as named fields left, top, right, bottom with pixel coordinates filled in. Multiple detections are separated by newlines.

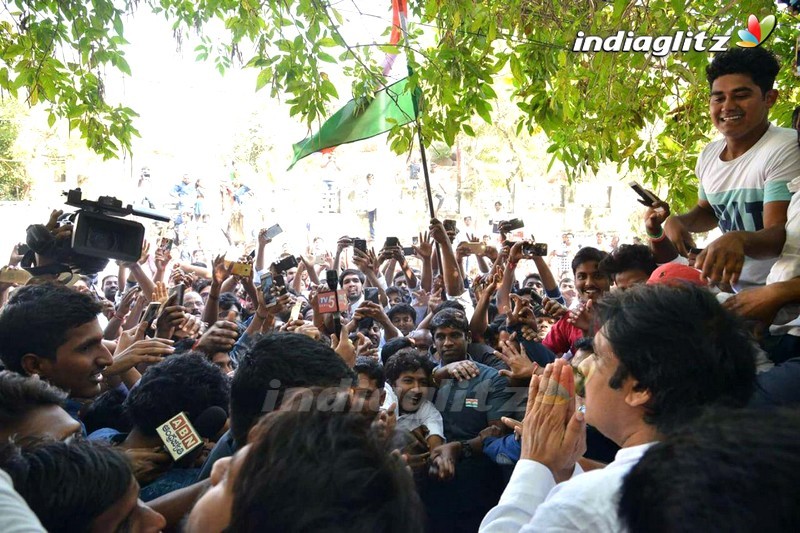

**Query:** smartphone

left=160, top=237, right=173, bottom=252
left=384, top=237, right=400, bottom=248
left=169, top=283, right=185, bottom=306
left=231, top=261, right=252, bottom=278
left=443, top=219, right=457, bottom=233
left=522, top=242, right=548, bottom=257
left=402, top=246, right=415, bottom=256
left=412, top=236, right=419, bottom=246
left=364, top=287, right=380, bottom=304
left=264, top=224, right=283, bottom=240
left=274, top=274, right=288, bottom=296
left=289, top=300, right=303, bottom=322
left=248, top=249, right=256, bottom=260
left=462, top=242, right=486, bottom=254
left=260, top=272, right=277, bottom=307
left=504, top=218, right=525, bottom=231
left=353, top=239, right=367, bottom=253
left=272, top=255, right=298, bottom=273
left=141, top=301, right=161, bottom=330
left=629, top=181, right=659, bottom=205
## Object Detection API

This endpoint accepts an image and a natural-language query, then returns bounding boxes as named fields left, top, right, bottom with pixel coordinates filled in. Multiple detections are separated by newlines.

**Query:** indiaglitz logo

left=736, top=15, right=776, bottom=47
left=572, top=14, right=776, bottom=56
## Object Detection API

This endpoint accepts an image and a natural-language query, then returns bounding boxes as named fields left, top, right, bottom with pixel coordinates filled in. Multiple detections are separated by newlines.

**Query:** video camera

left=23, top=188, right=170, bottom=275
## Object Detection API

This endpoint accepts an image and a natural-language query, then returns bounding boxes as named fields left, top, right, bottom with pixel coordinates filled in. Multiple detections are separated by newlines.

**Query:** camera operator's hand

left=509, top=241, right=526, bottom=264
left=352, top=247, right=377, bottom=275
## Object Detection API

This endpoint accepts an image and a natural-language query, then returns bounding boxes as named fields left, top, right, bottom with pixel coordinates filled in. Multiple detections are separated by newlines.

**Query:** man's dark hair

left=573, top=336, right=594, bottom=353
left=380, top=337, right=414, bottom=365
left=706, top=47, right=780, bottom=96
left=0, top=371, right=67, bottom=427
left=385, top=286, right=402, bottom=297
left=597, top=284, right=756, bottom=434
left=353, top=357, right=386, bottom=390
left=385, top=349, right=436, bottom=385
left=598, top=244, right=657, bottom=277
left=0, top=283, right=103, bottom=372
left=387, top=303, right=416, bottom=323
left=0, top=439, right=132, bottom=533
left=219, top=292, right=242, bottom=313
left=193, top=278, right=211, bottom=294
left=230, top=333, right=353, bottom=445
left=339, top=268, right=365, bottom=286
left=229, top=410, right=424, bottom=533
left=430, top=308, right=470, bottom=336
left=571, top=246, right=608, bottom=275
left=431, top=299, right=465, bottom=316
left=124, top=354, right=230, bottom=437
left=82, top=387, right=131, bottom=435
left=522, top=273, right=542, bottom=285
left=619, top=408, right=800, bottom=533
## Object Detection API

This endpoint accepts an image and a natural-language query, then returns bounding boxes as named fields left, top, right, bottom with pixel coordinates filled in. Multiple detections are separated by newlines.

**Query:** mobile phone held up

left=272, top=255, right=298, bottom=274
left=264, top=224, right=283, bottom=240
left=384, top=237, right=400, bottom=248
left=260, top=273, right=277, bottom=307
left=169, top=283, right=185, bottom=306
left=521, top=242, right=548, bottom=257
left=353, top=239, right=367, bottom=254
left=629, top=181, right=660, bottom=206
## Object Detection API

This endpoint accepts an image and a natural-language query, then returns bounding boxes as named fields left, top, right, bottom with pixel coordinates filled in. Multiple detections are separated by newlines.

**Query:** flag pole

left=416, top=123, right=444, bottom=272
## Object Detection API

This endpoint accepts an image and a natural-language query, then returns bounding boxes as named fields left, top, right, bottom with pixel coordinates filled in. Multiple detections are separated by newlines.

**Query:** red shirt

left=542, top=315, right=584, bottom=356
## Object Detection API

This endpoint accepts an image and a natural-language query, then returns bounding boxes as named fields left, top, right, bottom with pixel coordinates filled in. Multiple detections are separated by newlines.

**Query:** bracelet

left=507, top=261, right=517, bottom=271
left=646, top=227, right=664, bottom=240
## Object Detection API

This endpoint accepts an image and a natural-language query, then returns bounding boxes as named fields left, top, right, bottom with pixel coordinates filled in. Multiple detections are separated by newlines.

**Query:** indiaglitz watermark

left=571, top=14, right=777, bottom=57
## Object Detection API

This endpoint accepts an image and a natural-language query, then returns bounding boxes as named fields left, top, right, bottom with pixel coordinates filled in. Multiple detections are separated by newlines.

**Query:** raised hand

left=212, top=254, right=233, bottom=285
left=496, top=334, right=537, bottom=383
left=105, top=322, right=175, bottom=376
left=414, top=232, right=433, bottom=259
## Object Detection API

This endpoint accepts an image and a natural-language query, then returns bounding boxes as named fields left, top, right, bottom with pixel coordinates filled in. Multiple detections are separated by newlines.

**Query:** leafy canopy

left=0, top=0, right=795, bottom=208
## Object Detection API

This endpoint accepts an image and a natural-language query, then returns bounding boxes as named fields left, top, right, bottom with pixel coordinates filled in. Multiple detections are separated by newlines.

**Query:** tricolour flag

left=287, top=76, right=417, bottom=170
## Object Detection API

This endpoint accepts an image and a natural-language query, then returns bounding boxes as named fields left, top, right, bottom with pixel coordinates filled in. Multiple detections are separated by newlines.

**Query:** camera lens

left=86, top=227, right=119, bottom=251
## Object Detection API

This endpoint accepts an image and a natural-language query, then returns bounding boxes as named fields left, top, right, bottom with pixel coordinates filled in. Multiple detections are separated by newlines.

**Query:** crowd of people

left=0, top=47, right=799, bottom=532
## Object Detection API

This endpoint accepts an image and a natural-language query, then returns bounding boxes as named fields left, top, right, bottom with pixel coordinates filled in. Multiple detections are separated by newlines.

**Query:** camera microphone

left=326, top=270, right=342, bottom=335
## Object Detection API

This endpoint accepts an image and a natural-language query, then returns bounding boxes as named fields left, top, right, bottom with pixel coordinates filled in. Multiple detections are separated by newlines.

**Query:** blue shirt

left=433, top=361, right=516, bottom=442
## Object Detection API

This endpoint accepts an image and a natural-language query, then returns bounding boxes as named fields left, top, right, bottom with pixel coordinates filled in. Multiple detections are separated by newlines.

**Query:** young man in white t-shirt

left=664, top=47, right=800, bottom=291
left=384, top=348, right=445, bottom=450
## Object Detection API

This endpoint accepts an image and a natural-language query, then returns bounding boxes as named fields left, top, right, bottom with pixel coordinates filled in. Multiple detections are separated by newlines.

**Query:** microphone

left=166, top=406, right=228, bottom=467
left=192, top=405, right=228, bottom=440
left=326, top=269, right=342, bottom=335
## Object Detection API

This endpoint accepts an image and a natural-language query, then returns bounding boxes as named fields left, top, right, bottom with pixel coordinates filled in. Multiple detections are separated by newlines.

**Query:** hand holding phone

left=629, top=181, right=660, bottom=206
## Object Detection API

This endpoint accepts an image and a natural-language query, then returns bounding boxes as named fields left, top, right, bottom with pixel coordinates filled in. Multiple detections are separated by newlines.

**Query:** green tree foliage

left=0, top=0, right=795, bottom=210
left=0, top=101, right=30, bottom=200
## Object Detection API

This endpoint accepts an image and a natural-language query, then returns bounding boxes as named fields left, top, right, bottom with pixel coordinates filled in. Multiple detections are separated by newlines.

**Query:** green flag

left=288, top=77, right=418, bottom=170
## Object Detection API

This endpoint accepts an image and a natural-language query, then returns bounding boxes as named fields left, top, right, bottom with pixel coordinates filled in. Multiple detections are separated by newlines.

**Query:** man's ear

left=624, top=382, right=651, bottom=409
left=765, top=89, right=779, bottom=108
left=20, top=353, right=46, bottom=378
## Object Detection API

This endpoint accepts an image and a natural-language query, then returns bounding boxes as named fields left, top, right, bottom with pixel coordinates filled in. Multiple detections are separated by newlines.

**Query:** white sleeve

left=479, top=460, right=556, bottom=532
left=0, top=470, right=46, bottom=532
left=420, top=402, right=445, bottom=440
